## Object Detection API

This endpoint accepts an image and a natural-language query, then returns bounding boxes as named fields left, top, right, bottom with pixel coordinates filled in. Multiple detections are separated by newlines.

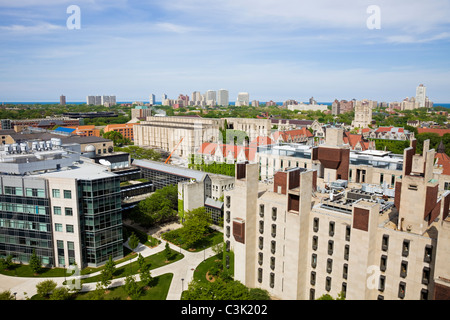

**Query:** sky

left=0, top=0, right=450, bottom=103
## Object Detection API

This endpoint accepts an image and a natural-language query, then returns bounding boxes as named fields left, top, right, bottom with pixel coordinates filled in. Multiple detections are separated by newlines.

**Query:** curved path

left=0, top=232, right=219, bottom=300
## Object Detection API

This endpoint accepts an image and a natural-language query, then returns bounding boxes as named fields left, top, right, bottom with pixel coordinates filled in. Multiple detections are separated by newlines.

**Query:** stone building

left=223, top=137, right=450, bottom=299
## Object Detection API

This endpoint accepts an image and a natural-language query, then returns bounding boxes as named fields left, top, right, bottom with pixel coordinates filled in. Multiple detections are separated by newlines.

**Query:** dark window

left=311, top=253, right=317, bottom=269
left=424, top=245, right=433, bottom=263
left=313, top=217, right=319, bottom=232
left=329, top=221, right=335, bottom=237
left=400, top=261, right=408, bottom=278
left=328, top=240, right=334, bottom=255
left=345, top=225, right=351, bottom=241
left=312, top=236, right=318, bottom=251
left=325, top=277, right=331, bottom=291
left=379, top=275, right=386, bottom=292
left=398, top=282, right=406, bottom=299
left=382, top=234, right=389, bottom=251
left=422, top=267, right=430, bottom=285
left=326, top=258, right=333, bottom=274
left=402, top=240, right=410, bottom=257
left=380, top=255, right=388, bottom=272
left=310, top=271, right=316, bottom=285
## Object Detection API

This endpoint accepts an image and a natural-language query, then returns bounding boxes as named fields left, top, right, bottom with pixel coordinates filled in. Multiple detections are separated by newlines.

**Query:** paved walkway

left=0, top=226, right=220, bottom=300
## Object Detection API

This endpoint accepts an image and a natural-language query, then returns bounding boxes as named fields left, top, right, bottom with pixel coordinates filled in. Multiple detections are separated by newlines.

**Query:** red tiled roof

left=417, top=128, right=450, bottom=136
left=435, top=152, right=450, bottom=175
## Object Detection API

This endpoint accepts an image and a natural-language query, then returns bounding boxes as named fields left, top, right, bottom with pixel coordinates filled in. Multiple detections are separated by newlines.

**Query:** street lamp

left=181, top=278, right=184, bottom=292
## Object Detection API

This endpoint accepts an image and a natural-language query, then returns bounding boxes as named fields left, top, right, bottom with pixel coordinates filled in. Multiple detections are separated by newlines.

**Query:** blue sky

left=1, top=0, right=450, bottom=103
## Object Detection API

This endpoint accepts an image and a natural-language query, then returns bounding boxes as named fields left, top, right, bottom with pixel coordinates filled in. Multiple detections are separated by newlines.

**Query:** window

left=272, top=207, right=277, bottom=221
left=271, top=240, right=276, bottom=254
left=65, top=207, right=73, bottom=216
left=258, top=268, right=263, bottom=283
left=408, top=184, right=418, bottom=191
left=66, top=224, right=74, bottom=233
left=226, top=211, right=230, bottom=223
left=271, top=224, right=276, bottom=238
left=326, top=258, right=333, bottom=273
left=259, top=221, right=264, bottom=234
left=382, top=234, right=389, bottom=251
left=400, top=261, right=408, bottom=278
left=52, top=189, right=60, bottom=198
left=329, top=221, right=335, bottom=237
left=63, top=190, right=72, bottom=199
left=258, top=252, right=263, bottom=266
left=380, top=255, right=388, bottom=272
left=311, top=254, right=317, bottom=268
left=55, top=223, right=63, bottom=232
left=378, top=275, right=386, bottom=292
left=312, top=236, right=318, bottom=251
left=26, top=188, right=45, bottom=198
left=424, top=245, right=433, bottom=263
left=53, top=206, right=62, bottom=215
left=402, top=240, right=410, bottom=257
left=259, top=237, right=264, bottom=250
left=309, top=289, right=315, bottom=300
left=345, top=225, right=351, bottom=241
left=270, top=273, right=275, bottom=288
left=328, top=240, right=334, bottom=255
left=259, top=204, right=264, bottom=217
left=420, top=289, right=428, bottom=300
left=310, top=271, right=316, bottom=285
left=313, top=217, right=319, bottom=232
left=341, top=283, right=347, bottom=298
left=398, top=282, right=406, bottom=299
left=226, top=196, right=230, bottom=208
left=270, top=257, right=275, bottom=270
left=226, top=226, right=230, bottom=238
left=325, top=277, right=331, bottom=291
left=422, top=267, right=430, bottom=285
left=343, top=264, right=348, bottom=279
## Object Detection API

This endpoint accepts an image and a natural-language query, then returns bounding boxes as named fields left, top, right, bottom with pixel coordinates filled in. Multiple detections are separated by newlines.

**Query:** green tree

left=0, top=290, right=15, bottom=300
left=0, top=255, right=13, bottom=271
left=139, top=263, right=153, bottom=287
left=164, top=242, right=172, bottom=260
left=128, top=232, right=139, bottom=251
left=137, top=253, right=146, bottom=271
left=100, top=256, right=116, bottom=288
left=29, top=249, right=42, bottom=274
left=137, top=185, right=178, bottom=225
left=36, top=280, right=57, bottom=298
left=103, top=131, right=125, bottom=146
left=49, top=287, right=71, bottom=300
left=124, top=274, right=141, bottom=299
left=180, top=207, right=211, bottom=249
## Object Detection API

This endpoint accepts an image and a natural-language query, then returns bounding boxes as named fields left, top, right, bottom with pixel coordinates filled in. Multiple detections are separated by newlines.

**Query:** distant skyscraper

left=217, top=89, right=229, bottom=106
left=416, top=84, right=427, bottom=108
left=236, top=92, right=250, bottom=106
left=162, top=93, right=168, bottom=102
left=60, top=95, right=66, bottom=105
left=149, top=94, right=156, bottom=105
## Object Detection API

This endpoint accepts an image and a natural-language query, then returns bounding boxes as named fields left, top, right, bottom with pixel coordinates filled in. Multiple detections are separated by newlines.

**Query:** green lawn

left=163, top=228, right=223, bottom=252
left=81, top=248, right=183, bottom=284
left=31, top=273, right=173, bottom=300
left=76, top=273, right=173, bottom=300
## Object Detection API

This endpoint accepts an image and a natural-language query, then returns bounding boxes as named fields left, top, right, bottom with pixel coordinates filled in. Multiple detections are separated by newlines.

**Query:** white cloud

left=0, top=22, right=64, bottom=33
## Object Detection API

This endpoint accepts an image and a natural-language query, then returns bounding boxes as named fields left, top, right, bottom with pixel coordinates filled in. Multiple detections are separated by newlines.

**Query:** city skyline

left=1, top=1, right=450, bottom=102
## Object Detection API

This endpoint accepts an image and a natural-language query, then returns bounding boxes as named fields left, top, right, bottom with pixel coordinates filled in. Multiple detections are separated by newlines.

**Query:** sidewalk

left=0, top=229, right=220, bottom=300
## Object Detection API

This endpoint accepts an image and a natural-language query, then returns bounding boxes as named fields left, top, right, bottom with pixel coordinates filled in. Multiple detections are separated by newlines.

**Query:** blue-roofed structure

left=53, top=127, right=76, bottom=134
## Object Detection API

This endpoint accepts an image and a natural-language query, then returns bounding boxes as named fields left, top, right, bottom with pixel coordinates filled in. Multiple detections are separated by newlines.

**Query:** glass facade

left=0, top=182, right=54, bottom=266
left=78, top=177, right=123, bottom=267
